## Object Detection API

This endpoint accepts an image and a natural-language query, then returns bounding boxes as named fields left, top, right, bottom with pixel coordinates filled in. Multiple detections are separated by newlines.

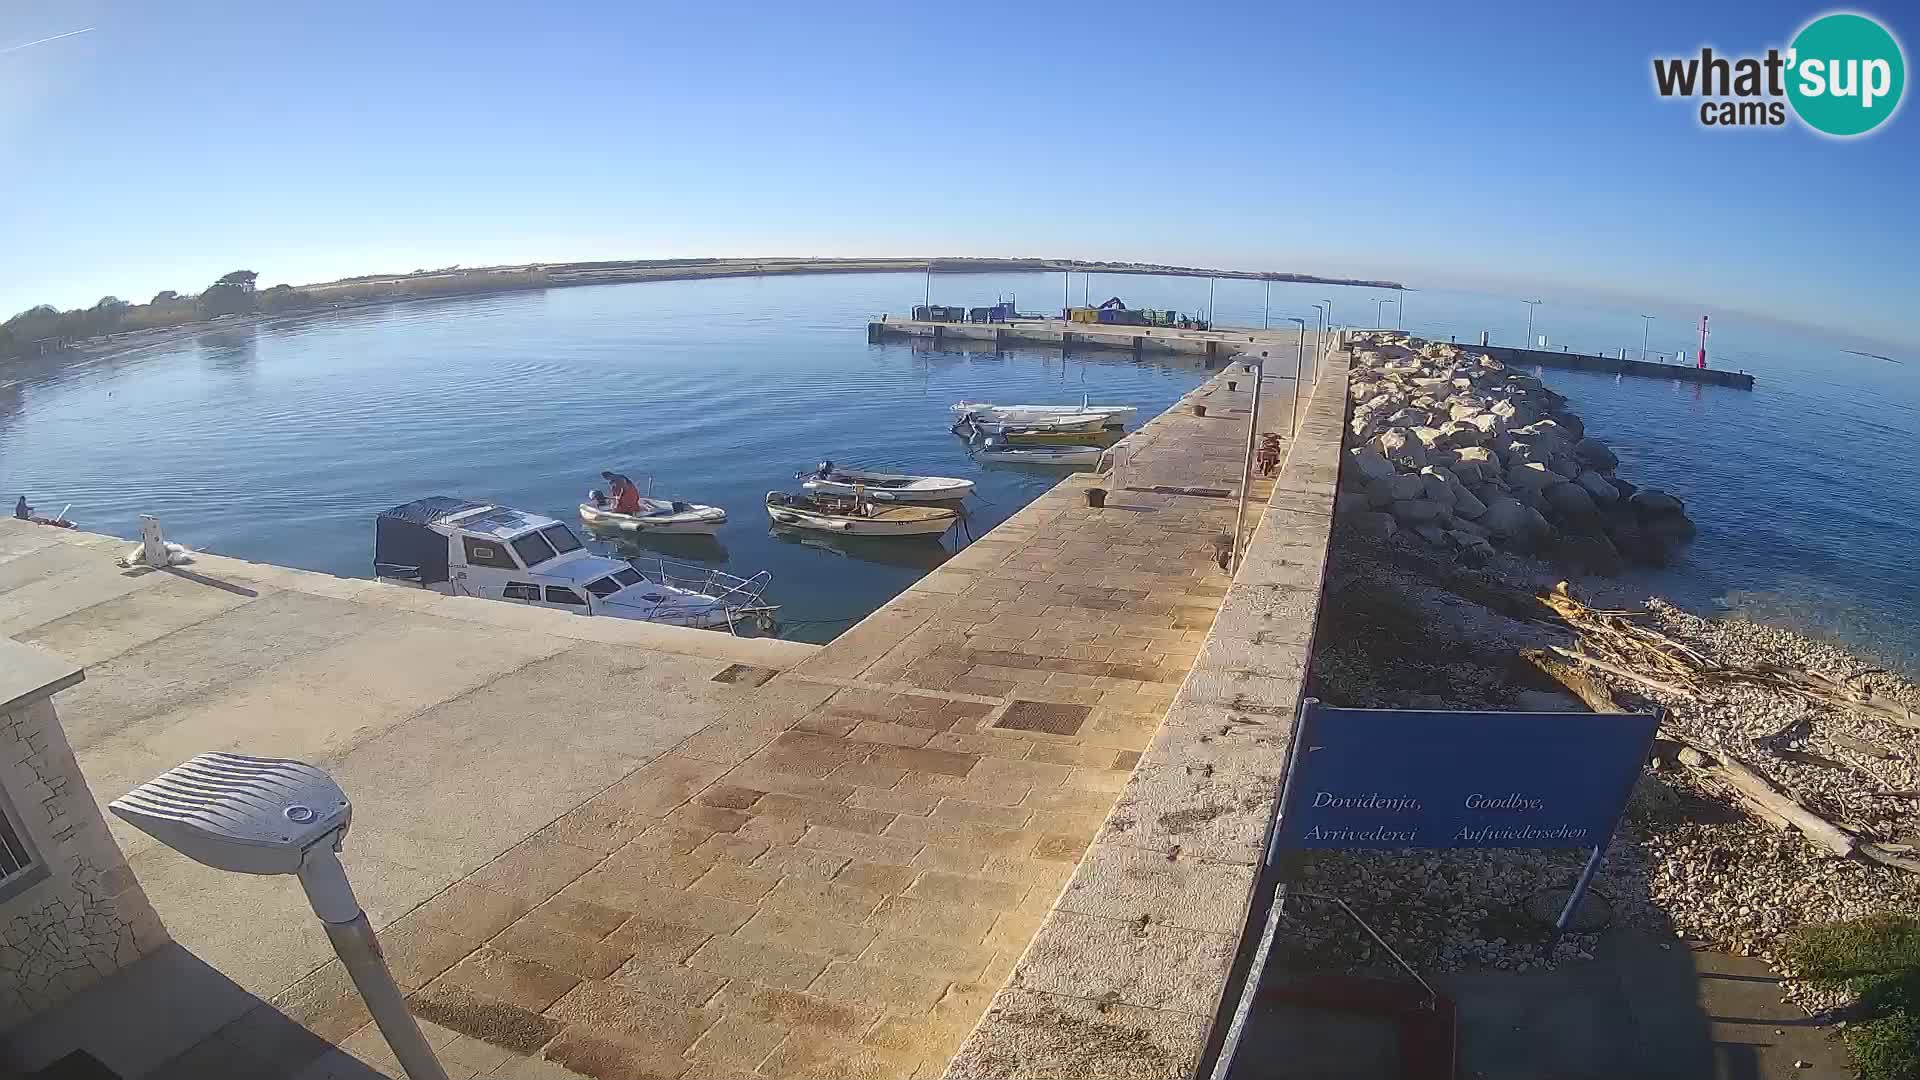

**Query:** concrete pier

left=870, top=317, right=1314, bottom=363
left=1470, top=343, right=1755, bottom=389
left=0, top=349, right=1344, bottom=1079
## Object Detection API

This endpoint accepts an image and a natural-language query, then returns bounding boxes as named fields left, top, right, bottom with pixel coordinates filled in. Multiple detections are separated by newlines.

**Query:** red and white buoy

left=1697, top=315, right=1710, bottom=369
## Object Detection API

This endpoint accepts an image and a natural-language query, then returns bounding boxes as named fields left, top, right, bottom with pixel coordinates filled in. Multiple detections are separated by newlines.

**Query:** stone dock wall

left=945, top=344, right=1350, bottom=1079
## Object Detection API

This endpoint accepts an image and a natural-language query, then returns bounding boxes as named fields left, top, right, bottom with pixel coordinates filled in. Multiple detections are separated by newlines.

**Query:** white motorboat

left=971, top=441, right=1106, bottom=466
left=799, top=462, right=974, bottom=503
left=579, top=495, right=727, bottom=534
left=375, top=497, right=775, bottom=631
left=951, top=397, right=1136, bottom=425
left=955, top=411, right=1113, bottom=436
left=766, top=491, right=958, bottom=538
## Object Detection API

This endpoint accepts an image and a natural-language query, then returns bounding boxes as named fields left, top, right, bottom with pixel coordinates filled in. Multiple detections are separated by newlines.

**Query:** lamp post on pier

left=1286, top=318, right=1306, bottom=437
left=1640, top=314, right=1655, bottom=361
left=1523, top=299, right=1543, bottom=348
left=1375, top=298, right=1390, bottom=327
left=1263, top=280, right=1271, bottom=330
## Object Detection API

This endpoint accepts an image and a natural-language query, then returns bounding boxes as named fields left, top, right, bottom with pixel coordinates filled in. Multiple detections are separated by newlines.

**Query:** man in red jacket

left=600, top=471, right=642, bottom=514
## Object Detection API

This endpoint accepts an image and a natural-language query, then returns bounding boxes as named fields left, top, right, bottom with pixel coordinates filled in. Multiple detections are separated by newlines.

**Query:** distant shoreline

left=20, top=257, right=1402, bottom=374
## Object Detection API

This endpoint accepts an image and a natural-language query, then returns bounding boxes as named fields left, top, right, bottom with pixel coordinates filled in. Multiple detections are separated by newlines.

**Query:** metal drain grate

left=996, top=700, right=1092, bottom=736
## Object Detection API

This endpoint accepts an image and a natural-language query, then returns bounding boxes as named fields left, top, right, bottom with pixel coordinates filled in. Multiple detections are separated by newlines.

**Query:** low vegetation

left=1, top=266, right=551, bottom=366
left=1782, top=914, right=1920, bottom=1080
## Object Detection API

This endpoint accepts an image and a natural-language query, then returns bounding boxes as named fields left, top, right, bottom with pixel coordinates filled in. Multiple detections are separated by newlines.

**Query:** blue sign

left=1271, top=702, right=1659, bottom=851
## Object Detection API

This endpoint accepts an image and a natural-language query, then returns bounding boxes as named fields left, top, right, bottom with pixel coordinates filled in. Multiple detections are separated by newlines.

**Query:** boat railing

left=625, top=554, right=776, bottom=625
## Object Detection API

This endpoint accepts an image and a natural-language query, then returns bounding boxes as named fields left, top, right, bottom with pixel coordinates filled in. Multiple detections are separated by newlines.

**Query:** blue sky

left=2, top=0, right=1915, bottom=347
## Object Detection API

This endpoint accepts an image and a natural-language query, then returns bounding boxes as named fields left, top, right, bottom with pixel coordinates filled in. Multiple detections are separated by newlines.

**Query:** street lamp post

left=1375, top=298, right=1390, bottom=327
left=1522, top=299, right=1543, bottom=348
left=1062, top=270, right=1071, bottom=319
left=1287, top=317, right=1306, bottom=437
left=1263, top=280, right=1271, bottom=330
left=1230, top=351, right=1265, bottom=574
left=1207, top=277, right=1217, bottom=326
left=923, top=263, right=931, bottom=309
left=1396, top=290, right=1404, bottom=329
left=1323, top=298, right=1334, bottom=330
left=1640, top=315, right=1655, bottom=361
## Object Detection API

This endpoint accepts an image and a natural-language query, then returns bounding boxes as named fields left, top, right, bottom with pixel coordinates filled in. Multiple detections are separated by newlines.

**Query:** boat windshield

left=510, top=524, right=584, bottom=568
left=614, top=567, right=646, bottom=588
left=585, top=576, right=621, bottom=598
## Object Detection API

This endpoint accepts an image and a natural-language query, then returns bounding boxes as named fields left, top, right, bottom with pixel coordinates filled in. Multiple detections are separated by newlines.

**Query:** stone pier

left=0, top=338, right=1349, bottom=1080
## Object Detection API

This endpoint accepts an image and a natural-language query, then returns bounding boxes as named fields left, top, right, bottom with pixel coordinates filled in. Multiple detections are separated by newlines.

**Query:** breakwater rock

left=1337, top=333, right=1693, bottom=571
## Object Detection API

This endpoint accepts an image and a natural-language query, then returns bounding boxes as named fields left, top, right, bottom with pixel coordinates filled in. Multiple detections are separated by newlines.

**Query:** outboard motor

left=588, top=488, right=606, bottom=508
left=816, top=460, right=834, bottom=478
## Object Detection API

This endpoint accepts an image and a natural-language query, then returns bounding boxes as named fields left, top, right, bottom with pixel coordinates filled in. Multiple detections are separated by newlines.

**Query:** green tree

left=215, top=270, right=259, bottom=293
left=151, top=290, right=180, bottom=306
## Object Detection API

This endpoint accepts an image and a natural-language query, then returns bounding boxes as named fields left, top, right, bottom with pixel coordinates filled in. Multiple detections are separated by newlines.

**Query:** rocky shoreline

left=1300, top=334, right=1919, bottom=1016
left=1340, top=335, right=1697, bottom=575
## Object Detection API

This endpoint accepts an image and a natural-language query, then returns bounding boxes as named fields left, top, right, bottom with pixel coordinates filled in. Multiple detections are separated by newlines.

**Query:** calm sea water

left=2, top=272, right=1916, bottom=670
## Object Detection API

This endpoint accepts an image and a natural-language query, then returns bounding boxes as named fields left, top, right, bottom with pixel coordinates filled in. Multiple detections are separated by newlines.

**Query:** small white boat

left=766, top=491, right=958, bottom=537
left=579, top=495, right=727, bottom=534
left=972, top=441, right=1106, bottom=466
left=800, top=463, right=974, bottom=503
left=957, top=411, right=1113, bottom=435
left=952, top=398, right=1136, bottom=425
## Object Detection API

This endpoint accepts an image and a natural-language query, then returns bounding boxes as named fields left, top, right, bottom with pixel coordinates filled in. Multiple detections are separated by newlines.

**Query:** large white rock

left=1437, top=420, right=1486, bottom=448
left=1574, top=437, right=1619, bottom=471
left=1411, top=426, right=1446, bottom=450
left=1491, top=399, right=1540, bottom=427
left=1576, top=470, right=1620, bottom=504
left=1384, top=406, right=1435, bottom=429
left=1507, top=462, right=1567, bottom=490
left=1392, top=498, right=1445, bottom=525
left=1374, top=429, right=1429, bottom=470
left=1390, top=472, right=1426, bottom=501
left=1419, top=470, right=1457, bottom=506
left=1545, top=481, right=1598, bottom=520
left=1454, top=445, right=1497, bottom=470
left=1480, top=497, right=1535, bottom=541
left=1348, top=447, right=1396, bottom=484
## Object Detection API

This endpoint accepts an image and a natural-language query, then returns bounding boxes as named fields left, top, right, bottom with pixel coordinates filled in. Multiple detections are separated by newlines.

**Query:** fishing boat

left=951, top=397, right=1136, bottom=425
left=765, top=491, right=958, bottom=537
left=955, top=411, right=1112, bottom=436
left=375, top=497, right=775, bottom=632
left=971, top=440, right=1106, bottom=466
left=799, top=462, right=974, bottom=503
left=578, top=495, right=727, bottom=534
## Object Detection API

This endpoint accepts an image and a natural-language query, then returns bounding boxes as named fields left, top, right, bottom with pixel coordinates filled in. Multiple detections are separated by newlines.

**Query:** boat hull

left=952, top=402, right=1136, bottom=424
left=579, top=501, right=726, bottom=535
left=973, top=446, right=1105, bottom=466
left=802, top=473, right=974, bottom=503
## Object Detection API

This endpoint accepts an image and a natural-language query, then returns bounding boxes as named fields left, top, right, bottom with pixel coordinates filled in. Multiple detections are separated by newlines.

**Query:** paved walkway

left=0, top=520, right=810, bottom=1076
left=189, top=370, right=1290, bottom=1080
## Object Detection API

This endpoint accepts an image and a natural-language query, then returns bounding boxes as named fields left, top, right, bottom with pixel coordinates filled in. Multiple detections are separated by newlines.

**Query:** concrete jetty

left=1, top=343, right=1347, bottom=1080
left=1470, top=343, right=1755, bottom=389
left=870, top=316, right=1319, bottom=366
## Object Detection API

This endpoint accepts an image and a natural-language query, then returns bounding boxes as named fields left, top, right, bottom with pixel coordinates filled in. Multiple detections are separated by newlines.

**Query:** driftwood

left=1522, top=649, right=1621, bottom=712
left=1526, top=585, right=1920, bottom=876
left=1548, top=646, right=1699, bottom=700
left=1539, top=582, right=1920, bottom=728
left=1826, top=732, right=1902, bottom=761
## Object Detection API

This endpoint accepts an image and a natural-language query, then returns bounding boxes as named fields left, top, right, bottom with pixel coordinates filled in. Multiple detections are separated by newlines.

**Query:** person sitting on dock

left=13, top=496, right=30, bottom=521
left=601, top=471, right=642, bottom=514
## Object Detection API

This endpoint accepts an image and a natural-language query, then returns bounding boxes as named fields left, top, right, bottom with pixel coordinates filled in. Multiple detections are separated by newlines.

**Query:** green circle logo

left=1788, top=12, right=1905, bottom=136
